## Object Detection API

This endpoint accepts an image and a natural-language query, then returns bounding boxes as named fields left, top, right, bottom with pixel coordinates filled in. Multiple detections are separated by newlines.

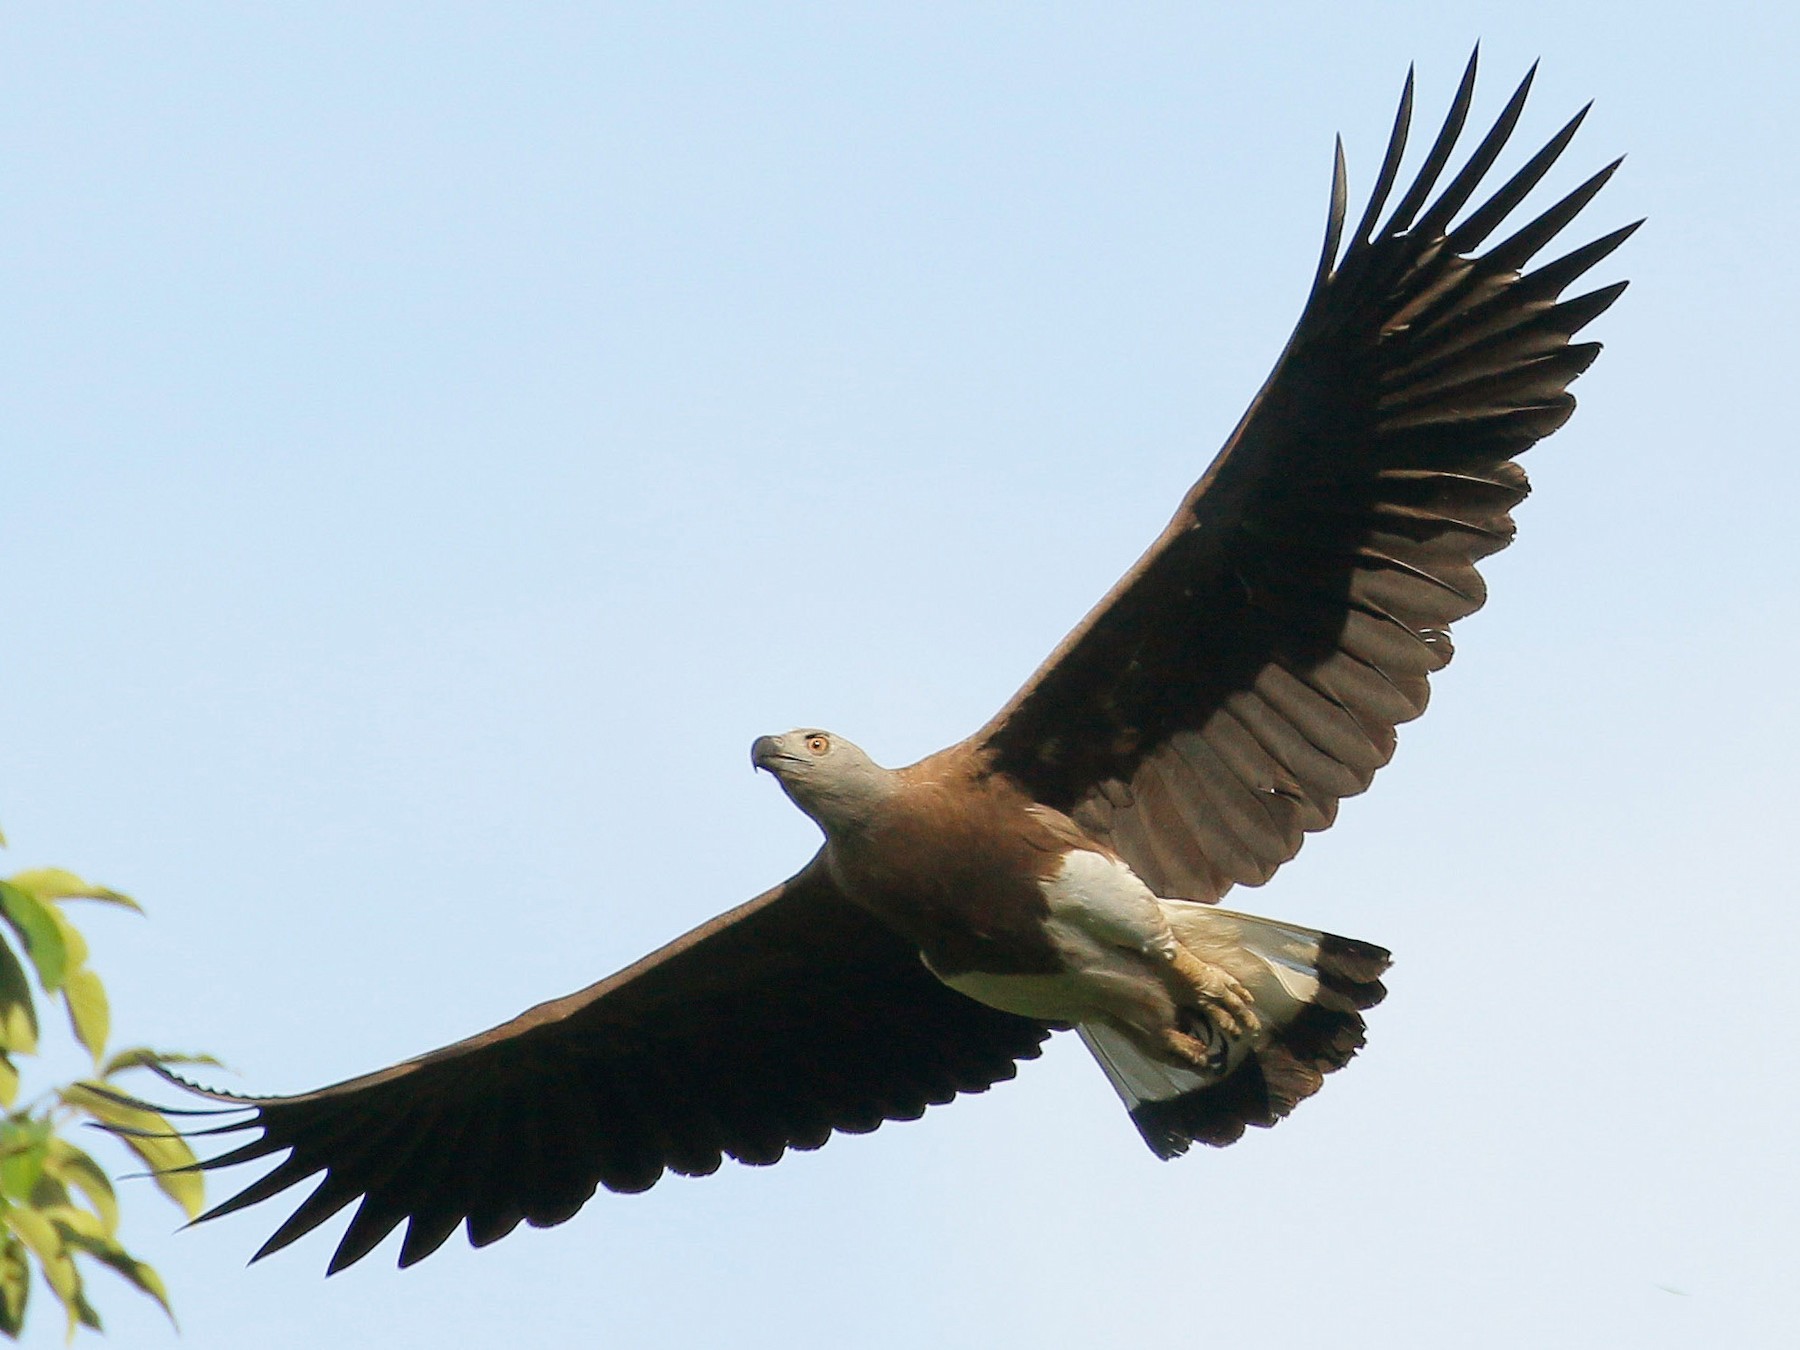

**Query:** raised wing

left=152, top=860, right=1049, bottom=1272
left=975, top=54, right=1635, bottom=901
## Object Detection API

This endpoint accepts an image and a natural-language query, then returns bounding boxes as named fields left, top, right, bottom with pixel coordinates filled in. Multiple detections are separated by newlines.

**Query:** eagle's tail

left=1078, top=902, right=1389, bottom=1158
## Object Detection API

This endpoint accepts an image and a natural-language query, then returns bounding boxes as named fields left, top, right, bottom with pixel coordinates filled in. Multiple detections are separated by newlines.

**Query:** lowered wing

left=975, top=54, right=1633, bottom=901
left=151, top=860, right=1048, bottom=1272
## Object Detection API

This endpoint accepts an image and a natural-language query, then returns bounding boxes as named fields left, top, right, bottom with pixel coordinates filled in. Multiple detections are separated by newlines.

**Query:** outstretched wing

left=975, top=54, right=1634, bottom=901
left=155, top=859, right=1049, bottom=1273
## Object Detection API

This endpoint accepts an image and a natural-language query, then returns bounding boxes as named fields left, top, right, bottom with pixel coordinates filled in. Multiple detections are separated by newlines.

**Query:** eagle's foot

left=1166, top=946, right=1259, bottom=1041
left=1157, top=1026, right=1225, bottom=1074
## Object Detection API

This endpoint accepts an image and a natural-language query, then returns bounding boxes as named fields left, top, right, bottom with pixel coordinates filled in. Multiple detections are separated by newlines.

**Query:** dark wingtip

left=143, top=1060, right=262, bottom=1106
left=1383, top=49, right=1481, bottom=237
left=1350, top=68, right=1416, bottom=249
left=1516, top=60, right=1539, bottom=106
left=1564, top=278, right=1632, bottom=332
left=1484, top=157, right=1627, bottom=277
left=1309, top=136, right=1350, bottom=296
left=75, top=1075, right=246, bottom=1118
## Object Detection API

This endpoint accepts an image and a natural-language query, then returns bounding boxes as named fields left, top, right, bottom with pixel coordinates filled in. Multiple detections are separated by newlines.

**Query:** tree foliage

left=0, top=834, right=209, bottom=1340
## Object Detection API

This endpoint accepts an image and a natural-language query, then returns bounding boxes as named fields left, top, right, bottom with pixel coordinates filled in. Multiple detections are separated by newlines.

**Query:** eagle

left=142, top=54, right=1632, bottom=1274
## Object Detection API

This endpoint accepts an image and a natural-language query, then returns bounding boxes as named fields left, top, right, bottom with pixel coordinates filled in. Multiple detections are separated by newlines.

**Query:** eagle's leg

left=1164, top=944, right=1259, bottom=1041
left=1040, top=850, right=1261, bottom=1046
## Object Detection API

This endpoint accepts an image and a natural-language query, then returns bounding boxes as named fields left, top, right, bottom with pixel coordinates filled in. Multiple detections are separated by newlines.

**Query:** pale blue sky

left=5, top=4, right=1797, bottom=1347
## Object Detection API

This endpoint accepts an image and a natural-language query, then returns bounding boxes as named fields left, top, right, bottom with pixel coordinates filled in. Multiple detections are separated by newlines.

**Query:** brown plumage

left=142, top=53, right=1632, bottom=1273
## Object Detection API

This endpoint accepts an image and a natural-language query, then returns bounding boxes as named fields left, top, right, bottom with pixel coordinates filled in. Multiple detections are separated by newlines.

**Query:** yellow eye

left=806, top=734, right=830, bottom=755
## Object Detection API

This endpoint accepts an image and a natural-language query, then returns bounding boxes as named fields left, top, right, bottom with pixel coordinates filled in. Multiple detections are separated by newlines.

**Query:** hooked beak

left=751, top=735, right=786, bottom=773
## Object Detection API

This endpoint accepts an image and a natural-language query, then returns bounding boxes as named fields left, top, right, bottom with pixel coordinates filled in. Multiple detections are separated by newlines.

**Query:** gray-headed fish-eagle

left=134, top=54, right=1633, bottom=1274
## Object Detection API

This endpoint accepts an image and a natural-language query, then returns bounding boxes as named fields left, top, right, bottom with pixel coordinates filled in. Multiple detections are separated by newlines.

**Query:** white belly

left=924, top=849, right=1180, bottom=1028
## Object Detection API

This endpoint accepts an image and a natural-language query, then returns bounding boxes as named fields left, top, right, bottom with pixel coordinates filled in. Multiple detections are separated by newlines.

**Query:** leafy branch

left=0, top=844, right=211, bottom=1340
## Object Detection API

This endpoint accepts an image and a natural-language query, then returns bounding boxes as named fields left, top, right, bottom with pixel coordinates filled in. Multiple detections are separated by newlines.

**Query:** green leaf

left=61, top=1231, right=172, bottom=1324
left=40, top=902, right=88, bottom=973
left=4, top=1203, right=87, bottom=1339
left=27, top=1171, right=73, bottom=1214
left=3, top=868, right=140, bottom=914
left=0, top=882, right=67, bottom=994
left=61, top=967, right=109, bottom=1066
left=0, top=1118, right=51, bottom=1204
left=0, top=1234, right=27, bottom=1337
left=0, top=1055, right=16, bottom=1109
left=44, top=1204, right=108, bottom=1245
left=0, top=936, right=39, bottom=1056
left=41, top=1140, right=119, bottom=1236
left=60, top=1084, right=204, bottom=1221
left=101, top=1047, right=223, bottom=1079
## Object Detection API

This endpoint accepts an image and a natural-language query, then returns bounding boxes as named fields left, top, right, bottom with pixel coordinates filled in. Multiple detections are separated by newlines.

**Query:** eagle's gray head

left=752, top=729, right=895, bottom=834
